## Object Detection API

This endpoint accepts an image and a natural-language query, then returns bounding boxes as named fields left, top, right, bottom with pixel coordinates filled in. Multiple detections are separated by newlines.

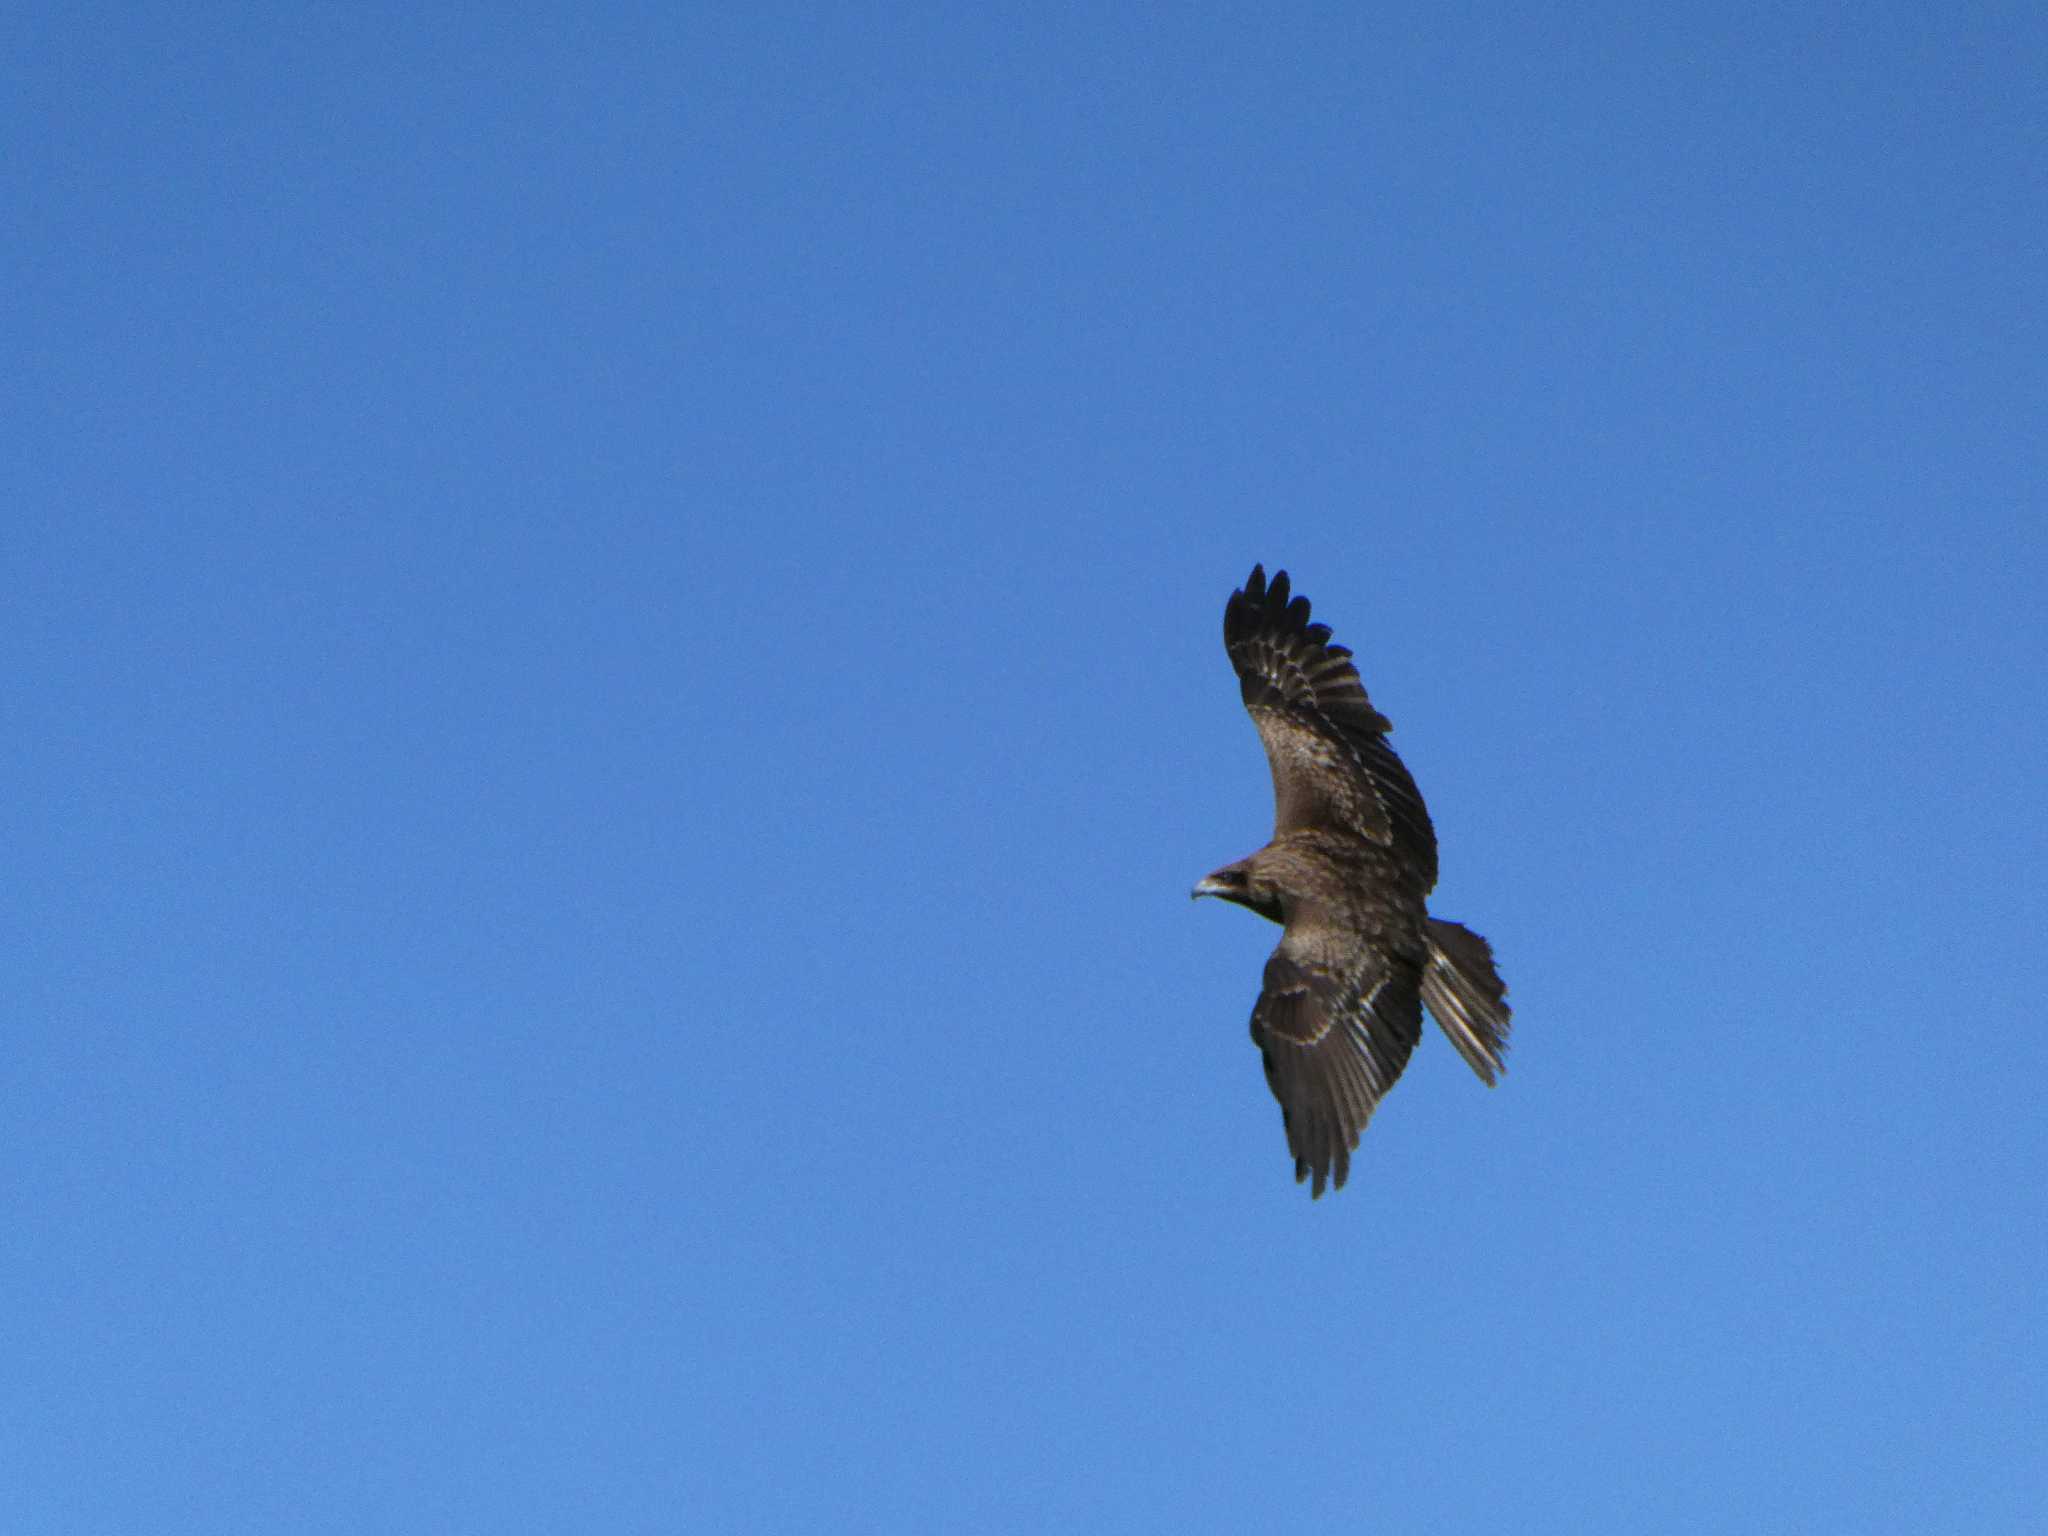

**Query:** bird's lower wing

left=1250, top=949, right=1423, bottom=1197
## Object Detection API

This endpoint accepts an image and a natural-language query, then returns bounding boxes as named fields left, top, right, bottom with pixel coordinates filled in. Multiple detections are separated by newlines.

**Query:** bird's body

left=1195, top=565, right=1511, bottom=1197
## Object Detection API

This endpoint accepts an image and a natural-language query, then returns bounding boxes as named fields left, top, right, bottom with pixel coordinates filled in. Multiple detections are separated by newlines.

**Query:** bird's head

left=1191, top=858, right=1284, bottom=924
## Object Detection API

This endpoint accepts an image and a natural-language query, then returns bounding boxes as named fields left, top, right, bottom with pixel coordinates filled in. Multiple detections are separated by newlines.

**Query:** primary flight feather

left=1193, top=564, right=1512, bottom=1197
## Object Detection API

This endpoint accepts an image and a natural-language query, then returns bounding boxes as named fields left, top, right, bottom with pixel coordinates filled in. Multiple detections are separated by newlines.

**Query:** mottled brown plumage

left=1194, top=564, right=1511, bottom=1197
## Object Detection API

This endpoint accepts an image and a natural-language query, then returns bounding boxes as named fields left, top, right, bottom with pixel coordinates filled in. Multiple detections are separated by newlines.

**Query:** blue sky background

left=6, top=4, right=2045, bottom=1531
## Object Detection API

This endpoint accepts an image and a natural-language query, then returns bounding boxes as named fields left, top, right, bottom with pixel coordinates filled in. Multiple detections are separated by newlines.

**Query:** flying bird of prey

left=1194, top=565, right=1511, bottom=1197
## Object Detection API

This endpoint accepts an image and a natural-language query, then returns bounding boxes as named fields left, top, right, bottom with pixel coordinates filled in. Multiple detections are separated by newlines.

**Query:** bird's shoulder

left=1254, top=831, right=1426, bottom=943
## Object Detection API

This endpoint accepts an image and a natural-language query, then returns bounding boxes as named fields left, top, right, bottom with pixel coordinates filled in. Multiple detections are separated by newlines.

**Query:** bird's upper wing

left=1249, top=926, right=1423, bottom=1198
left=1224, top=564, right=1437, bottom=887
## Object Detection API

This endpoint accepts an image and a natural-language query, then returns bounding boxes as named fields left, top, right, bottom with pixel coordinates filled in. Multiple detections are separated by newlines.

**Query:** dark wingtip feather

left=1228, top=564, right=1329, bottom=640
left=1225, top=565, right=1271, bottom=648
left=1229, top=563, right=1317, bottom=640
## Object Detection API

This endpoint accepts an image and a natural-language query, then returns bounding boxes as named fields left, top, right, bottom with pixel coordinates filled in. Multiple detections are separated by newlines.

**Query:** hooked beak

left=1191, top=875, right=1232, bottom=901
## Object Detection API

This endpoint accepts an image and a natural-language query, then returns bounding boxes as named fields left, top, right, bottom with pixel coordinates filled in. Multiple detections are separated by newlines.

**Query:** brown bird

left=1194, top=564, right=1511, bottom=1196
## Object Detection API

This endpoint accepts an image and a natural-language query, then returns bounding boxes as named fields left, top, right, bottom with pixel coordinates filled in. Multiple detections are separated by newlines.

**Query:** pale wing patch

left=1249, top=705, right=1394, bottom=843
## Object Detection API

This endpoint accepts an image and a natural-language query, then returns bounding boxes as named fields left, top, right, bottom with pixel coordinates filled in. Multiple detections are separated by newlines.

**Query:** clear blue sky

left=7, top=5, right=2044, bottom=1532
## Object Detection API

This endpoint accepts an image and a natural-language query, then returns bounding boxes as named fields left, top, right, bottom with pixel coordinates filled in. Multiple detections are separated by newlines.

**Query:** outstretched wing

left=1249, top=938, right=1424, bottom=1197
left=1224, top=564, right=1437, bottom=888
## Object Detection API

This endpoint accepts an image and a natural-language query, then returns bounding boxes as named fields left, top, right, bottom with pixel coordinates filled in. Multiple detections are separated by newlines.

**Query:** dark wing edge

left=1224, top=563, right=1391, bottom=737
left=1223, top=565, right=1437, bottom=883
left=1250, top=949, right=1423, bottom=1197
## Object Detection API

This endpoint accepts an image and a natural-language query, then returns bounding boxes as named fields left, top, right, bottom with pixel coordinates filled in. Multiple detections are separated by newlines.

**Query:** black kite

left=1194, top=565, right=1511, bottom=1196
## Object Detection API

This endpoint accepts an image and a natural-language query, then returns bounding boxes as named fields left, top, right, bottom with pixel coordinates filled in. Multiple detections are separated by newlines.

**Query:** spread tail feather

left=1422, top=919, right=1511, bottom=1085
